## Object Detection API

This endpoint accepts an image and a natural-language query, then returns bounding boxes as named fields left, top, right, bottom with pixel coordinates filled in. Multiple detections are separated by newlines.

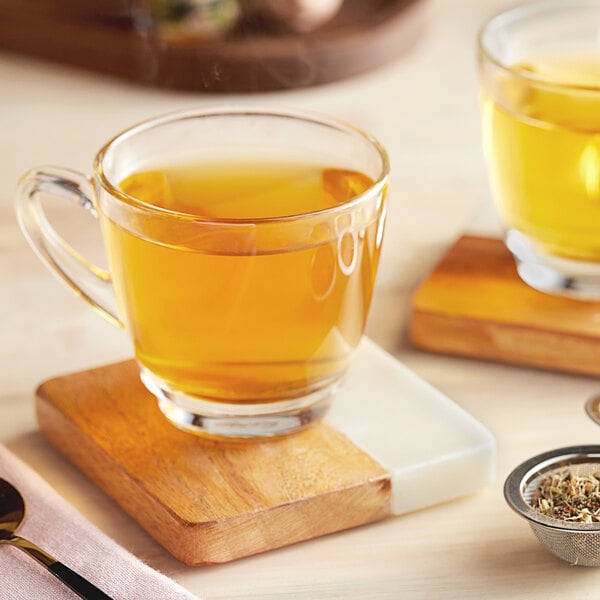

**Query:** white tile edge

left=342, top=339, right=497, bottom=515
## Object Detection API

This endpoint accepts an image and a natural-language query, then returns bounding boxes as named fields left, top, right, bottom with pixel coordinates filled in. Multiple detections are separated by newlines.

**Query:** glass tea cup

left=16, top=107, right=389, bottom=439
left=479, top=0, right=600, bottom=299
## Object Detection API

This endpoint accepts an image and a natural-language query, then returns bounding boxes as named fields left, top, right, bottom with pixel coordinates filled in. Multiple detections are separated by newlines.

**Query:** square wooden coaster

left=36, top=361, right=391, bottom=565
left=410, top=235, right=600, bottom=376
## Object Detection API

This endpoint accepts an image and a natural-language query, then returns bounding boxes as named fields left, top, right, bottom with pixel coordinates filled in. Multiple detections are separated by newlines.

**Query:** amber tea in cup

left=110, top=161, right=377, bottom=405
left=479, top=0, right=600, bottom=298
left=16, top=108, right=389, bottom=438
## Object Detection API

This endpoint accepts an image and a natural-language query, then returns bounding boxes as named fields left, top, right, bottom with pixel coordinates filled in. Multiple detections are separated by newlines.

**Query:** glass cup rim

left=478, top=0, right=600, bottom=94
left=94, top=106, right=390, bottom=225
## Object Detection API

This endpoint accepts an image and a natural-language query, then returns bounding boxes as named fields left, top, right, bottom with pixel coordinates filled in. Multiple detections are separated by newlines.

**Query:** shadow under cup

left=479, top=0, right=600, bottom=299
left=18, top=108, right=389, bottom=438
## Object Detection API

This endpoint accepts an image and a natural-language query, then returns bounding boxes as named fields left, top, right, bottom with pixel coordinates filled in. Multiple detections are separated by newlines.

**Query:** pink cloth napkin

left=0, top=443, right=199, bottom=600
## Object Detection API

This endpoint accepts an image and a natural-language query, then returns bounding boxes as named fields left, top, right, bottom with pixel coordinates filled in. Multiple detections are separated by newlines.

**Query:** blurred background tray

left=410, top=235, right=600, bottom=376
left=0, top=0, right=427, bottom=92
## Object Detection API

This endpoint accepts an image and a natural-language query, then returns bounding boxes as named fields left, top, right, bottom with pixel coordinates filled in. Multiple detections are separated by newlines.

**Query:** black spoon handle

left=10, top=535, right=114, bottom=600
left=49, top=561, right=114, bottom=600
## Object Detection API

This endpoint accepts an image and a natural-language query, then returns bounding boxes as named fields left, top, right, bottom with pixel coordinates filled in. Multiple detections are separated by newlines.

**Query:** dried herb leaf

left=531, top=470, right=600, bottom=523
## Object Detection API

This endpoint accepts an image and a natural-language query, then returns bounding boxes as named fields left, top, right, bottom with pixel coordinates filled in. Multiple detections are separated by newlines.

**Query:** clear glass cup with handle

left=16, top=107, right=389, bottom=439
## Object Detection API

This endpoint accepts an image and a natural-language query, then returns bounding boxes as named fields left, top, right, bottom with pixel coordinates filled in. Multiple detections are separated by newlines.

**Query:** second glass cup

left=16, top=107, right=389, bottom=438
left=479, top=0, right=600, bottom=298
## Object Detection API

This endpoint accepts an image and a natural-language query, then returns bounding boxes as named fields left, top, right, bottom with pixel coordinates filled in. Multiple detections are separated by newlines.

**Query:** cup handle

left=15, top=166, right=124, bottom=329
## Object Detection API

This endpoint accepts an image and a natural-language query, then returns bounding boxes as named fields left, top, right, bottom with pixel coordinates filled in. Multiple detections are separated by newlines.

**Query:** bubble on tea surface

left=119, top=170, right=173, bottom=209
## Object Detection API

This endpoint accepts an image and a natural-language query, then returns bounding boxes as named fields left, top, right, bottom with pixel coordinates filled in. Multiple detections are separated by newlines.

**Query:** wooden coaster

left=36, top=360, right=391, bottom=565
left=0, top=0, right=426, bottom=92
left=410, top=235, right=600, bottom=376
left=35, top=340, right=495, bottom=565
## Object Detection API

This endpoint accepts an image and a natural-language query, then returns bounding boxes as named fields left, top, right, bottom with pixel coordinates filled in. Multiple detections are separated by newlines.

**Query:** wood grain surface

left=410, top=235, right=600, bottom=376
left=35, top=360, right=391, bottom=565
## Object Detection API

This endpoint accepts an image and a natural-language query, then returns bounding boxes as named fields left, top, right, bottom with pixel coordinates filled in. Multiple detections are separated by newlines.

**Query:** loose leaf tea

left=531, top=470, right=600, bottom=523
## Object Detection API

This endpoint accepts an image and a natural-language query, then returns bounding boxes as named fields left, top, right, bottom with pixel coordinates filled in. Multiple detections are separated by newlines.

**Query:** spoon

left=0, top=478, right=113, bottom=600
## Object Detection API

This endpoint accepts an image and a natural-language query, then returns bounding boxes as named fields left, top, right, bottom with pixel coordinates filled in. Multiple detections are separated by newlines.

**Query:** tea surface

left=119, top=161, right=372, bottom=219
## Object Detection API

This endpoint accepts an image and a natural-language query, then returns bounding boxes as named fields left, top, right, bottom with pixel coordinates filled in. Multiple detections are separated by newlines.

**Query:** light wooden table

left=3, top=1, right=600, bottom=598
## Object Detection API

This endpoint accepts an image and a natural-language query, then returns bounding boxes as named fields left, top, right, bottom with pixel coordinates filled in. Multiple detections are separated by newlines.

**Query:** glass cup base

left=139, top=365, right=337, bottom=439
left=506, top=230, right=600, bottom=300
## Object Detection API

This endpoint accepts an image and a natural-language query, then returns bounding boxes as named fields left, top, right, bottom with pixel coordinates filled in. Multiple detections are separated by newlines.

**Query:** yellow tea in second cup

left=479, top=1, right=600, bottom=298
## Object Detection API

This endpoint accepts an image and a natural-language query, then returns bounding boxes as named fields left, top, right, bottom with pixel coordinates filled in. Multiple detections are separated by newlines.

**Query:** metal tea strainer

left=504, top=445, right=600, bottom=566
